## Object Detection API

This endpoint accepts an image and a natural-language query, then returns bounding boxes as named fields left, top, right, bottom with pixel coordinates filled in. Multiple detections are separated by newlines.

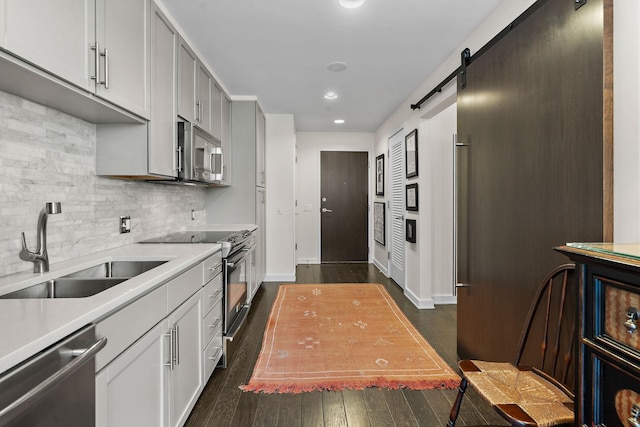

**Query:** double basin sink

left=0, top=260, right=167, bottom=299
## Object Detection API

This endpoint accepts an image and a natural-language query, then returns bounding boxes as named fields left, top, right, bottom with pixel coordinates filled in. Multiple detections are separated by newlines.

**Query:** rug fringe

left=239, top=378, right=461, bottom=394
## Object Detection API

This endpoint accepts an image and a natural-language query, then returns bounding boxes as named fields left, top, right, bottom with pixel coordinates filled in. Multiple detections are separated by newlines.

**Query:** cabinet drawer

left=202, top=273, right=223, bottom=316
left=202, top=298, right=223, bottom=348
left=167, top=262, right=202, bottom=313
left=585, top=351, right=640, bottom=426
left=604, top=282, right=640, bottom=353
left=96, top=284, right=167, bottom=372
left=203, top=336, right=223, bottom=382
left=203, top=251, right=222, bottom=284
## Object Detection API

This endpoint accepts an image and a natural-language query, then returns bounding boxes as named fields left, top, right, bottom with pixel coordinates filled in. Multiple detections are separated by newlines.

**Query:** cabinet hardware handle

left=90, top=43, right=100, bottom=85
left=174, top=325, right=180, bottom=366
left=165, top=330, right=175, bottom=370
left=629, top=403, right=640, bottom=427
left=209, top=347, right=222, bottom=362
left=102, top=48, right=109, bottom=89
left=209, top=289, right=222, bottom=299
left=625, top=307, right=639, bottom=335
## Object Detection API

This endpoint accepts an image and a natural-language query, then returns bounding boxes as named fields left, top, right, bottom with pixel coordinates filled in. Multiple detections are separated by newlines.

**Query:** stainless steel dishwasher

left=0, top=324, right=106, bottom=426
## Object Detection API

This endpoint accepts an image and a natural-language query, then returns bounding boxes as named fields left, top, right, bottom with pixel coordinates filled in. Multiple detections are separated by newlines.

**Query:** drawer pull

left=625, top=307, right=640, bottom=335
left=630, top=403, right=640, bottom=427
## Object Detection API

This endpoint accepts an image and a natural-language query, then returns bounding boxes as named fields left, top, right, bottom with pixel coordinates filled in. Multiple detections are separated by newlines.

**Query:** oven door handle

left=226, top=249, right=251, bottom=268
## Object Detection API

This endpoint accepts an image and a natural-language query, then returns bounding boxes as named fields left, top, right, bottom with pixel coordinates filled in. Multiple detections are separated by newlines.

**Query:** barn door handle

left=321, top=208, right=332, bottom=213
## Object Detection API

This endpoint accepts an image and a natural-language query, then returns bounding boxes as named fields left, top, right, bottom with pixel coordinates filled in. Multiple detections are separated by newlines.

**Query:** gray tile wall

left=0, top=90, right=206, bottom=277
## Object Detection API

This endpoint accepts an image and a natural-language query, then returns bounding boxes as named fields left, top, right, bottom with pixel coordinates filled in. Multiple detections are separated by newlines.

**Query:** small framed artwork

left=375, top=154, right=384, bottom=196
left=406, top=219, right=417, bottom=243
left=406, top=183, right=418, bottom=211
left=405, top=129, right=418, bottom=178
left=374, top=202, right=385, bottom=245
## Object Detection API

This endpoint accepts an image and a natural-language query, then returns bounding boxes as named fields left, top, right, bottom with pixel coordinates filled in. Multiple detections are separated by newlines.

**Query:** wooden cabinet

left=557, top=243, right=640, bottom=426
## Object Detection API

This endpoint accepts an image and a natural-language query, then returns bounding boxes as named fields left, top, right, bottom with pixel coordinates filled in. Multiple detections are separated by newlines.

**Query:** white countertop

left=0, top=243, right=221, bottom=375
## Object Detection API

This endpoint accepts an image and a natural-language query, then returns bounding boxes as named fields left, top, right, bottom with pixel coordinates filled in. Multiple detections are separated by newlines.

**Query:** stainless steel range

left=141, top=229, right=256, bottom=367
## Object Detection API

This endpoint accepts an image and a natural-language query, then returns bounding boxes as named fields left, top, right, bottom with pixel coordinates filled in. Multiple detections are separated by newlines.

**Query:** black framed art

left=406, top=219, right=417, bottom=243
left=374, top=202, right=385, bottom=245
left=375, top=154, right=384, bottom=196
left=405, top=129, right=418, bottom=178
left=406, top=183, right=418, bottom=211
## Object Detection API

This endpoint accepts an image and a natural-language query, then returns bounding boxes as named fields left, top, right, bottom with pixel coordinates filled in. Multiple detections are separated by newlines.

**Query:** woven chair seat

left=461, top=360, right=573, bottom=427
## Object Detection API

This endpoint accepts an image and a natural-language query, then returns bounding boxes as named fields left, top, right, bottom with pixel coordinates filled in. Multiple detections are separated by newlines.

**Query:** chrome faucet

left=20, top=202, right=62, bottom=273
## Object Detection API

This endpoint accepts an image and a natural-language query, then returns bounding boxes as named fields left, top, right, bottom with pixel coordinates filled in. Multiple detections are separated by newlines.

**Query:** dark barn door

left=320, top=151, right=369, bottom=262
left=456, top=0, right=612, bottom=362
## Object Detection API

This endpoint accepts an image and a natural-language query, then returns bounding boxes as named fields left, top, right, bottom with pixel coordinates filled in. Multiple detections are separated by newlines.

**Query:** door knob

left=322, top=208, right=333, bottom=213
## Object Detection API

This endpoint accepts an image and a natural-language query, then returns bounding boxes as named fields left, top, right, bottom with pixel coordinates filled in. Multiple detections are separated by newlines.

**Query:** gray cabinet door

left=255, top=104, right=266, bottom=187
left=0, top=0, right=95, bottom=91
left=220, top=93, right=232, bottom=185
left=196, top=61, right=212, bottom=132
left=211, top=84, right=223, bottom=141
left=177, top=38, right=196, bottom=123
left=95, top=0, right=150, bottom=119
left=148, top=2, right=178, bottom=178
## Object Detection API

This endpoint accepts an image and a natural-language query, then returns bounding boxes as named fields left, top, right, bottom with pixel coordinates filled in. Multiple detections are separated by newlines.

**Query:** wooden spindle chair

left=448, top=263, right=576, bottom=427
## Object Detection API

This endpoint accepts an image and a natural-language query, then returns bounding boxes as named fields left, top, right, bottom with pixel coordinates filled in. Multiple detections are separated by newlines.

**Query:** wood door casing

left=320, top=151, right=369, bottom=263
left=456, top=0, right=612, bottom=362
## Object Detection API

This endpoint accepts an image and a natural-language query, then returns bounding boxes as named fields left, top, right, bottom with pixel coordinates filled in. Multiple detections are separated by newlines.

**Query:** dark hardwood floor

left=185, top=264, right=507, bottom=426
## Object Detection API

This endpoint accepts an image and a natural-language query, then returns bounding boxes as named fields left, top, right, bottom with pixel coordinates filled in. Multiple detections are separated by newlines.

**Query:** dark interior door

left=320, top=151, right=369, bottom=262
left=456, top=0, right=611, bottom=362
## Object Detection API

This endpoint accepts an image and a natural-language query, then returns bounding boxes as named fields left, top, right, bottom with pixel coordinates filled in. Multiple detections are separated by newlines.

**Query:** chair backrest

left=515, top=263, right=576, bottom=396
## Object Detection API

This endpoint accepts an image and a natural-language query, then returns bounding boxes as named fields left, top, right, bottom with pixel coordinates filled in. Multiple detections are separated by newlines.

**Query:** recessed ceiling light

left=324, top=92, right=338, bottom=100
left=334, top=119, right=345, bottom=124
left=327, top=62, right=348, bottom=72
left=338, top=0, right=366, bottom=9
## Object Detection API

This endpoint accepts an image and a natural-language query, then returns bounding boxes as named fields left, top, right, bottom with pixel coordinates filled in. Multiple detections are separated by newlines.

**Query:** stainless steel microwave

left=177, top=122, right=223, bottom=185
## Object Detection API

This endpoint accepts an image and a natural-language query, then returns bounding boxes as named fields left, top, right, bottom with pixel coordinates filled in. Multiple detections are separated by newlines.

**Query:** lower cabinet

left=96, top=321, right=168, bottom=427
left=96, top=291, right=202, bottom=427
left=168, top=292, right=203, bottom=427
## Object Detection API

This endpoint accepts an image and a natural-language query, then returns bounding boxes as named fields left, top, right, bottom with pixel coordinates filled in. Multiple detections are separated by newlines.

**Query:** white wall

left=614, top=0, right=640, bottom=241
left=296, top=132, right=374, bottom=264
left=265, top=114, right=296, bottom=281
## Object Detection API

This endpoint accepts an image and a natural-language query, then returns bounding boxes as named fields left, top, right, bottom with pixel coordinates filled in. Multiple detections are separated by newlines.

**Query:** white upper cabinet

left=148, top=2, right=178, bottom=178
left=196, top=61, right=212, bottom=133
left=94, top=0, right=150, bottom=118
left=211, top=84, right=223, bottom=141
left=0, top=0, right=150, bottom=119
left=177, top=38, right=197, bottom=124
left=256, top=103, right=266, bottom=187
left=0, top=0, right=95, bottom=91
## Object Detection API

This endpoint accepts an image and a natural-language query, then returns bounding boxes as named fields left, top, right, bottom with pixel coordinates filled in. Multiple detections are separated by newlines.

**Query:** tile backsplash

left=0, top=90, right=206, bottom=277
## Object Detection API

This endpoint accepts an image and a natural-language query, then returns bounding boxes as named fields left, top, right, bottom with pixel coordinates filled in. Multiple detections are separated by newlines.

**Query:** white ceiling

left=160, top=0, right=504, bottom=132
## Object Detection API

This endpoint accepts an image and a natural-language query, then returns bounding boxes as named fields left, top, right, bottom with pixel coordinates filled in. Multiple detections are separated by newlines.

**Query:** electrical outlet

left=120, top=216, right=131, bottom=233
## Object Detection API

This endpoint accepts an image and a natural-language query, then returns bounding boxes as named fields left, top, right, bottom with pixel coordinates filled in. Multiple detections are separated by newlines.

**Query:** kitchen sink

left=62, top=260, right=167, bottom=279
left=0, top=278, right=129, bottom=299
left=0, top=260, right=168, bottom=299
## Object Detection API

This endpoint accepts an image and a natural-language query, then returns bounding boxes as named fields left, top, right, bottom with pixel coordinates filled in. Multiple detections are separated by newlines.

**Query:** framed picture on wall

left=406, top=219, right=417, bottom=243
left=375, top=154, right=384, bottom=196
left=405, top=129, right=418, bottom=178
left=374, top=202, right=385, bottom=245
left=406, top=183, right=418, bottom=211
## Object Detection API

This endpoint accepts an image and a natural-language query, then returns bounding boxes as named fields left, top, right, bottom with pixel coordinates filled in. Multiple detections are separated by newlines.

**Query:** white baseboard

left=433, top=295, right=457, bottom=305
left=263, top=274, right=296, bottom=283
left=373, top=259, right=388, bottom=276
left=403, top=287, right=436, bottom=310
left=296, top=258, right=319, bottom=265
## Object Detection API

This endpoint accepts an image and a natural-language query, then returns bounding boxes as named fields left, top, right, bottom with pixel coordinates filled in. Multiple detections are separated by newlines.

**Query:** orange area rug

left=241, top=283, right=460, bottom=393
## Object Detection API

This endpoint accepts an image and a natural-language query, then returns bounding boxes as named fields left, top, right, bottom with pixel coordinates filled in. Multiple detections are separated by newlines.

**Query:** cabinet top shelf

left=556, top=243, right=640, bottom=268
